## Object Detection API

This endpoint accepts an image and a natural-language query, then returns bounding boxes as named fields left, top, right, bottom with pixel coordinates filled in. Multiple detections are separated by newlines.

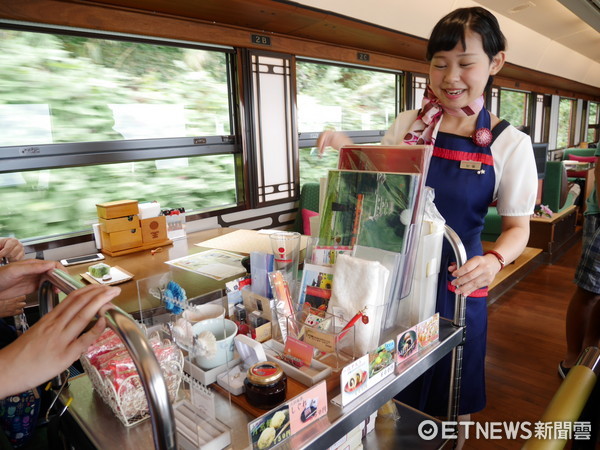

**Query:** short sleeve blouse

left=382, top=110, right=537, bottom=216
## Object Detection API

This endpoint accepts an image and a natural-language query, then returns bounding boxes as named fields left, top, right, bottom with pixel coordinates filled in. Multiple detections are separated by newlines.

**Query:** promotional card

left=396, top=325, right=418, bottom=363
left=366, top=339, right=395, bottom=388
left=284, top=336, right=314, bottom=366
left=288, top=381, right=328, bottom=433
left=297, top=263, right=334, bottom=311
left=340, top=354, right=369, bottom=406
left=417, top=312, right=440, bottom=351
left=248, top=404, right=290, bottom=450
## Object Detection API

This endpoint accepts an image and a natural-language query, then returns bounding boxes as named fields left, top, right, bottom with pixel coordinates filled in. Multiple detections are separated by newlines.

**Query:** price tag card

left=417, top=312, right=440, bottom=351
left=288, top=381, right=328, bottom=433
left=340, top=354, right=369, bottom=406
left=396, top=325, right=418, bottom=363
left=284, top=336, right=314, bottom=366
left=248, top=404, right=290, bottom=450
left=366, top=339, right=395, bottom=388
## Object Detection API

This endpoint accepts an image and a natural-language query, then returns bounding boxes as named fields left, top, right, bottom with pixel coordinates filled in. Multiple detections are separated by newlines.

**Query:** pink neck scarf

left=403, top=86, right=484, bottom=146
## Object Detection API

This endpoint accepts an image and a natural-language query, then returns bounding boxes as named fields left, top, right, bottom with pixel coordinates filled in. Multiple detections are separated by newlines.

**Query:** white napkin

left=328, top=254, right=389, bottom=354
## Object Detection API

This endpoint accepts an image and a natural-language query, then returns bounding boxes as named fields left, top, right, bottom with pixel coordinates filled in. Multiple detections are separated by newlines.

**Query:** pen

left=338, top=307, right=368, bottom=341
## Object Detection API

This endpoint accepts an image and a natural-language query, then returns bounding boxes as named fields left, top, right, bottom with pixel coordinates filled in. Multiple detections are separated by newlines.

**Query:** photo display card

left=340, top=354, right=369, bottom=406
left=248, top=381, right=328, bottom=449
left=297, top=263, right=334, bottom=312
left=318, top=170, right=420, bottom=254
left=396, top=325, right=418, bottom=363
left=248, top=404, right=290, bottom=450
left=366, top=339, right=395, bottom=388
left=417, top=312, right=440, bottom=351
left=288, top=381, right=328, bottom=434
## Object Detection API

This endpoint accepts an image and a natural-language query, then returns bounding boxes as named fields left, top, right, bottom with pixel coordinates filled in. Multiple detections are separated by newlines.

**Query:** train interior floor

left=471, top=233, right=599, bottom=449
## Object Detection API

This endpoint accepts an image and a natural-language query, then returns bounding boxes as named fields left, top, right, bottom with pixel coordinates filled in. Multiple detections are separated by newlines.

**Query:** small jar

left=244, top=362, right=287, bottom=409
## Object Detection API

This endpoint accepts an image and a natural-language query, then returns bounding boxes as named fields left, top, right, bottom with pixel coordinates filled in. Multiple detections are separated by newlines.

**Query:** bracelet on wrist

left=484, top=250, right=505, bottom=270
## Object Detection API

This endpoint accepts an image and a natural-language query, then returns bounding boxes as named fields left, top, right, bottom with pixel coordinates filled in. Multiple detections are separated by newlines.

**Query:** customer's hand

left=0, top=284, right=120, bottom=397
left=0, top=237, right=24, bottom=262
left=316, top=130, right=353, bottom=155
left=0, top=296, right=26, bottom=318
left=0, top=259, right=61, bottom=301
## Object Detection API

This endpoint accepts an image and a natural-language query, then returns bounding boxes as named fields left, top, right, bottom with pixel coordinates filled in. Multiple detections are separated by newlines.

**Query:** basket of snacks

left=81, top=327, right=183, bottom=427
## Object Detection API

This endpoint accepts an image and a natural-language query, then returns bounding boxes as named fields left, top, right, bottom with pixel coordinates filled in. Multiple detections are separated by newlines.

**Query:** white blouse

left=381, top=110, right=538, bottom=216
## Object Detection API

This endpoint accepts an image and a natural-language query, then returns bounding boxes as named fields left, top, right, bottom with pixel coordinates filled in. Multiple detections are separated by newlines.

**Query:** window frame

left=0, top=21, right=247, bottom=246
left=295, top=58, right=403, bottom=149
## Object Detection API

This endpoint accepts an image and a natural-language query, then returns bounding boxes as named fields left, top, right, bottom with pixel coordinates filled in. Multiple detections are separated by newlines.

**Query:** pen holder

left=286, top=308, right=356, bottom=370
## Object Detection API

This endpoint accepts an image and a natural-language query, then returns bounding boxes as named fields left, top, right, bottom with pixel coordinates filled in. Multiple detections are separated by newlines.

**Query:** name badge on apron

left=460, top=160, right=482, bottom=171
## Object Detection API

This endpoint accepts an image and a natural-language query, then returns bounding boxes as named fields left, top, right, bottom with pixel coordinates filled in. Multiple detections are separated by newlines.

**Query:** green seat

left=542, top=161, right=571, bottom=213
left=293, top=182, right=320, bottom=234
left=562, top=148, right=596, bottom=160
left=482, top=206, right=502, bottom=242
left=482, top=161, right=578, bottom=242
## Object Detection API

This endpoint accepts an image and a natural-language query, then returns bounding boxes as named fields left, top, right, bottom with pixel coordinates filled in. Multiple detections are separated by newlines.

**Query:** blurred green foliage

left=557, top=98, right=574, bottom=149
left=297, top=62, right=396, bottom=186
left=499, top=90, right=527, bottom=129
left=0, top=30, right=235, bottom=239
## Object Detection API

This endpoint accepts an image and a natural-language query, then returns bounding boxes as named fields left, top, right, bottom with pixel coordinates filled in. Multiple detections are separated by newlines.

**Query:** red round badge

left=472, top=128, right=492, bottom=147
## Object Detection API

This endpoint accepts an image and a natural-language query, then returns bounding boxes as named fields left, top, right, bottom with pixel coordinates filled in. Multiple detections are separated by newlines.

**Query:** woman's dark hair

left=426, top=7, right=506, bottom=62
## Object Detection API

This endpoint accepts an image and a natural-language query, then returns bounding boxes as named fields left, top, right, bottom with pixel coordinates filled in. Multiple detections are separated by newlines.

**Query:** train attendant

left=318, top=7, right=537, bottom=448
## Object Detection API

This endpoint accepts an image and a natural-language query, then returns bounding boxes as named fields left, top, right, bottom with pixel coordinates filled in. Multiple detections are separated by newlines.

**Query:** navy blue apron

left=396, top=109, right=510, bottom=415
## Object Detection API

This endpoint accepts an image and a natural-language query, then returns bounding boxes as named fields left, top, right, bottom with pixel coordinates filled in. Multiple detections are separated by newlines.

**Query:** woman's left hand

left=449, top=254, right=502, bottom=297
left=0, top=296, right=26, bottom=318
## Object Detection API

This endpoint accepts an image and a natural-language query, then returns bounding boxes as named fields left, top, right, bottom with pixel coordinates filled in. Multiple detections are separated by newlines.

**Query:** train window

left=557, top=97, right=576, bottom=148
left=296, top=61, right=400, bottom=185
left=587, top=102, right=599, bottom=144
left=411, top=75, right=427, bottom=110
left=0, top=28, right=239, bottom=240
left=499, top=89, right=529, bottom=129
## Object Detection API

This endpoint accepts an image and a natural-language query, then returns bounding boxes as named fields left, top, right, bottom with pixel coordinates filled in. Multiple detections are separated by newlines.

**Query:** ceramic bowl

left=183, top=304, right=225, bottom=324
left=191, top=318, right=237, bottom=370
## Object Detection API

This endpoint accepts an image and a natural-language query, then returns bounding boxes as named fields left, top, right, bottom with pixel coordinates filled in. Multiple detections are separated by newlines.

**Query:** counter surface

left=65, top=228, right=238, bottom=313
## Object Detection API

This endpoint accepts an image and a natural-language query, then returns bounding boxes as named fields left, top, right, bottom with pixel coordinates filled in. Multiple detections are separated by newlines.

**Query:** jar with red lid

left=244, top=361, right=287, bottom=409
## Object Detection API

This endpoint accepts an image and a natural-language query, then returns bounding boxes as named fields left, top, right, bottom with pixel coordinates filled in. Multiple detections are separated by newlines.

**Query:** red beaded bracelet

left=484, top=250, right=505, bottom=270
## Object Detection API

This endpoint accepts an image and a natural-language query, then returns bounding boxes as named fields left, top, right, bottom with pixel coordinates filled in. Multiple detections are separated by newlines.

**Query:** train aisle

left=468, top=238, right=588, bottom=449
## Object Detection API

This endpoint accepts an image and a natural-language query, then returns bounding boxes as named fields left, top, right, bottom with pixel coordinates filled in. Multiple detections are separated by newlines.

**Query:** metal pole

left=443, top=225, right=468, bottom=429
left=38, top=269, right=177, bottom=450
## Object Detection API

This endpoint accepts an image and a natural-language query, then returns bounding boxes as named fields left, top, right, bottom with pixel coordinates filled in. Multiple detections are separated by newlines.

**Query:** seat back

left=293, top=182, right=320, bottom=234
left=541, top=161, right=569, bottom=212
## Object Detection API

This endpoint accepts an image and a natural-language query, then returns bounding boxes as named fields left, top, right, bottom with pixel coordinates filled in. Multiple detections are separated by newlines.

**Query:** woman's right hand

left=0, top=237, right=24, bottom=262
left=316, top=130, right=353, bottom=155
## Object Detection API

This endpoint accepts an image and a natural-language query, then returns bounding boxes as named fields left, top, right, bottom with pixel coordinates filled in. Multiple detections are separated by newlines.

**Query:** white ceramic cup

left=191, top=318, right=238, bottom=370
left=183, top=304, right=225, bottom=324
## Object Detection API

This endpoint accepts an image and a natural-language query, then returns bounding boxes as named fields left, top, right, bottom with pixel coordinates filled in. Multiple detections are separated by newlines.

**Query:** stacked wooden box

left=96, top=200, right=170, bottom=256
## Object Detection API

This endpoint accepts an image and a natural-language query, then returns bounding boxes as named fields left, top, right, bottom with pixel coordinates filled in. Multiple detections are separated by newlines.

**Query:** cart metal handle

left=38, top=269, right=177, bottom=450
left=443, top=225, right=468, bottom=432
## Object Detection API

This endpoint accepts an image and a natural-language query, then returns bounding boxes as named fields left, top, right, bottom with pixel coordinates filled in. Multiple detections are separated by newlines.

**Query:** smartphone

left=60, top=253, right=105, bottom=266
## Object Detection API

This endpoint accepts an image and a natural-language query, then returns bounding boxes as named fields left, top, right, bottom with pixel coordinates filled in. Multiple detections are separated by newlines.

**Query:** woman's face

left=429, top=30, right=505, bottom=110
